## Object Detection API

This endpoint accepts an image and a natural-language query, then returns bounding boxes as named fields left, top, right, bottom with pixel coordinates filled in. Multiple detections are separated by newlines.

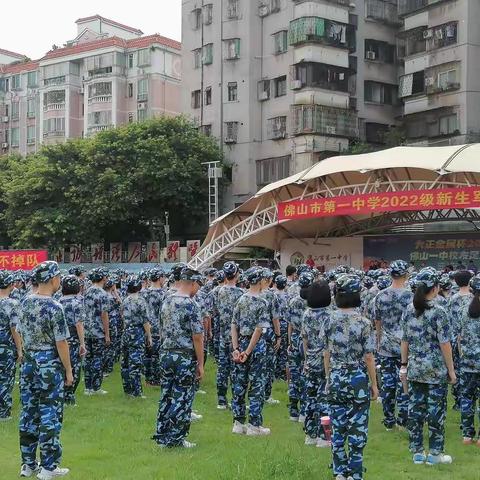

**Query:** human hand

left=370, top=385, right=379, bottom=401
left=239, top=351, right=249, bottom=363
left=232, top=349, right=241, bottom=363
left=16, top=353, right=23, bottom=364
left=274, top=338, right=281, bottom=352
left=79, top=344, right=87, bottom=357
left=448, top=370, right=457, bottom=385
left=65, top=370, right=74, bottom=387
left=196, top=364, right=204, bottom=381
left=105, top=336, right=111, bottom=346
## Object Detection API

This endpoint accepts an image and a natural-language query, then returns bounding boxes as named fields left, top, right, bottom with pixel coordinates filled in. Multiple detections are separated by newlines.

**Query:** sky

left=0, top=0, right=182, bottom=60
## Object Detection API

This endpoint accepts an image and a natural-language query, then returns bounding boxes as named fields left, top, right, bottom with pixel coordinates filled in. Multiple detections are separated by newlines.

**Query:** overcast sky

left=0, top=0, right=182, bottom=60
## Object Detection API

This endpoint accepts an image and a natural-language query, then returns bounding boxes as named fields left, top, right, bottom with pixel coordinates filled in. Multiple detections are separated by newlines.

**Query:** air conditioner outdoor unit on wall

left=2, top=143, right=8, bottom=148
left=258, top=4, right=269, bottom=17
left=2, top=116, right=8, bottom=123
left=423, top=29, right=433, bottom=39
left=366, top=51, right=376, bottom=60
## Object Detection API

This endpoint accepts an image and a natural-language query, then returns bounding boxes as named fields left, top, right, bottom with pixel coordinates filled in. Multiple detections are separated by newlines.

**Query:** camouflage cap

left=33, top=261, right=61, bottom=284
left=0, top=270, right=15, bottom=289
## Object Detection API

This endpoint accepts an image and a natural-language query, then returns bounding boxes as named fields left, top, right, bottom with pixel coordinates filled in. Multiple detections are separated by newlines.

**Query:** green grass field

left=0, top=362, right=478, bottom=480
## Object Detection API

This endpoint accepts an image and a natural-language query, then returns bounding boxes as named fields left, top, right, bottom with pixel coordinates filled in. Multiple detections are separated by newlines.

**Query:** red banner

left=0, top=250, right=48, bottom=270
left=278, top=186, right=480, bottom=221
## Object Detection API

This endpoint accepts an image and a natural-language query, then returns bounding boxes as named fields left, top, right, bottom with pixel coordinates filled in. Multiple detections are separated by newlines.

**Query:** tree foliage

left=0, top=117, right=223, bottom=249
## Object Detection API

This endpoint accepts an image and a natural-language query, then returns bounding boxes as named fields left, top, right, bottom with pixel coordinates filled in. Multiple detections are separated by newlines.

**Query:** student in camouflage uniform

left=206, top=270, right=226, bottom=363
left=458, top=276, right=480, bottom=444
left=400, top=267, right=455, bottom=465
left=322, top=274, right=378, bottom=480
left=143, top=268, right=166, bottom=386
left=231, top=267, right=271, bottom=436
left=287, top=271, right=314, bottom=421
left=152, top=267, right=204, bottom=448
left=102, top=276, right=122, bottom=376
left=214, top=262, right=243, bottom=409
left=448, top=270, right=473, bottom=409
left=58, top=276, right=86, bottom=406
left=273, top=275, right=289, bottom=381
left=83, top=267, right=110, bottom=396
left=0, top=270, right=23, bottom=420
left=374, top=260, right=412, bottom=430
left=121, top=276, right=152, bottom=398
left=18, top=261, right=73, bottom=480
left=302, top=280, right=331, bottom=447
left=437, top=275, right=452, bottom=307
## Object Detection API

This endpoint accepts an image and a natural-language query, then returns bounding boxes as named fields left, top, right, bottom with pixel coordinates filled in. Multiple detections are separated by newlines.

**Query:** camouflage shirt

left=402, top=302, right=452, bottom=384
left=302, top=307, right=330, bottom=374
left=459, top=305, right=480, bottom=373
left=321, top=309, right=375, bottom=371
left=374, top=287, right=413, bottom=357
left=216, top=285, right=244, bottom=341
left=232, top=292, right=270, bottom=338
left=448, top=292, right=473, bottom=341
left=122, top=294, right=149, bottom=331
left=20, top=295, right=69, bottom=351
left=142, top=287, right=165, bottom=336
left=160, top=294, right=203, bottom=351
left=0, top=297, right=21, bottom=346
left=274, top=290, right=289, bottom=333
left=84, top=285, right=110, bottom=339
left=58, top=295, right=85, bottom=340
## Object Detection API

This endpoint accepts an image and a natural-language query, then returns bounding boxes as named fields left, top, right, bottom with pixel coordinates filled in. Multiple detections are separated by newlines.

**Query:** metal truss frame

left=190, top=170, right=480, bottom=269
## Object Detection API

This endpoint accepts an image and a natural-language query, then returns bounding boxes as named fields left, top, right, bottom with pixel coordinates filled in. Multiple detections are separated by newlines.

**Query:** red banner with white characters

left=0, top=250, right=48, bottom=270
left=278, top=186, right=480, bottom=221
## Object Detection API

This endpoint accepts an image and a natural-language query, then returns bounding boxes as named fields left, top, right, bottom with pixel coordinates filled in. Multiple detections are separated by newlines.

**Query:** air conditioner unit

left=1, top=143, right=8, bottom=149
left=258, top=4, right=269, bottom=17
left=138, top=102, right=147, bottom=110
left=366, top=51, right=376, bottom=60
left=259, top=91, right=269, bottom=101
left=425, top=77, right=434, bottom=86
left=325, top=125, right=336, bottom=135
left=423, top=29, right=433, bottom=39
left=224, top=136, right=236, bottom=144
left=2, top=116, right=8, bottom=123
left=291, top=80, right=302, bottom=90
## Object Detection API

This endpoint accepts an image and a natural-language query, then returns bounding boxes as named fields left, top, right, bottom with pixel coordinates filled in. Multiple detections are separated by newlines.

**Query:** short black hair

left=307, top=281, right=331, bottom=309
left=127, top=284, right=142, bottom=294
left=62, top=282, right=80, bottom=296
left=335, top=292, right=361, bottom=309
left=299, top=286, right=310, bottom=300
left=286, top=265, right=297, bottom=276
left=454, top=270, right=473, bottom=287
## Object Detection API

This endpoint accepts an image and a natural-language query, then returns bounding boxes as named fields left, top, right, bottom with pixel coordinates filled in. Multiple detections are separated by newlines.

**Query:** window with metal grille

left=225, top=121, right=239, bottom=143
left=267, top=116, right=287, bottom=139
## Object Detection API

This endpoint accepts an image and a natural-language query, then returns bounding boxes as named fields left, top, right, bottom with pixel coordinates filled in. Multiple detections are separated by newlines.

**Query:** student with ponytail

left=458, top=276, right=480, bottom=445
left=400, top=267, right=456, bottom=466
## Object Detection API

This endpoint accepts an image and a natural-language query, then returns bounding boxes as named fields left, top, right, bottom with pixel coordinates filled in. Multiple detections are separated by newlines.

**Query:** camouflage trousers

left=64, top=339, right=81, bottom=405
left=153, top=351, right=197, bottom=446
left=379, top=355, right=408, bottom=428
left=275, top=328, right=288, bottom=381
left=216, top=338, right=233, bottom=406
left=103, top=317, right=119, bottom=375
left=329, top=367, right=371, bottom=480
left=114, top=320, right=123, bottom=363
left=0, top=344, right=16, bottom=418
left=460, top=371, right=480, bottom=438
left=84, top=337, right=105, bottom=392
left=212, top=317, right=220, bottom=363
left=408, top=381, right=447, bottom=455
left=145, top=335, right=162, bottom=386
left=287, top=341, right=305, bottom=418
left=231, top=337, right=266, bottom=427
left=19, top=350, right=64, bottom=472
left=263, top=339, right=276, bottom=400
left=304, top=370, right=329, bottom=439
left=121, top=328, right=145, bottom=397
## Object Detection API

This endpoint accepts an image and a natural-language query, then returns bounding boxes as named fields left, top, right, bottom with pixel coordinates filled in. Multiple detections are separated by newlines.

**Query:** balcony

left=43, top=103, right=65, bottom=112
left=398, top=0, right=449, bottom=16
left=43, top=76, right=66, bottom=87
left=87, top=125, right=112, bottom=136
left=137, top=93, right=148, bottom=102
left=291, top=104, right=358, bottom=138
left=290, top=62, right=351, bottom=93
left=292, top=0, right=350, bottom=4
left=365, top=0, right=400, bottom=26
left=43, top=131, right=65, bottom=138
left=88, top=95, right=112, bottom=105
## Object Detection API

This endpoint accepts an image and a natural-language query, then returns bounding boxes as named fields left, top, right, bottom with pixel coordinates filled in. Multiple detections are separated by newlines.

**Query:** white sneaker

left=335, top=475, right=347, bottom=480
left=289, top=416, right=299, bottom=422
left=20, top=464, right=39, bottom=478
left=83, top=389, right=93, bottom=396
left=91, top=389, right=108, bottom=395
left=217, top=404, right=228, bottom=410
left=181, top=440, right=197, bottom=448
left=197, top=389, right=207, bottom=395
left=317, top=438, right=331, bottom=448
left=266, top=397, right=280, bottom=405
left=0, top=416, right=12, bottom=422
left=304, top=435, right=317, bottom=446
left=426, top=453, right=453, bottom=465
left=298, top=415, right=306, bottom=423
left=246, top=424, right=271, bottom=436
left=190, top=412, right=203, bottom=422
left=232, top=420, right=247, bottom=434
left=36, top=467, right=70, bottom=479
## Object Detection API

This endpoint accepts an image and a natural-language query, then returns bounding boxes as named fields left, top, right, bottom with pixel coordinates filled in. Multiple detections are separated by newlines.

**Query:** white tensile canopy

left=190, top=144, right=480, bottom=269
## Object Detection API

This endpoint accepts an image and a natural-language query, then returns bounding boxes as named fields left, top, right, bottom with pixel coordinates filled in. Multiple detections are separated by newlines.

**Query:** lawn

left=0, top=362, right=478, bottom=480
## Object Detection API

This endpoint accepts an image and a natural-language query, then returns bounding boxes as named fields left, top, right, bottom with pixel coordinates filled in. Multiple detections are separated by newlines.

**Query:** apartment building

left=0, top=15, right=182, bottom=156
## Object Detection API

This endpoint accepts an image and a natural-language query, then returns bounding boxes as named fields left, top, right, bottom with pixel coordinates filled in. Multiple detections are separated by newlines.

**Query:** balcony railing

left=137, top=93, right=148, bottom=102
left=88, top=95, right=112, bottom=105
left=87, top=125, right=112, bottom=135
left=291, top=104, right=358, bottom=138
left=43, top=76, right=66, bottom=87
left=43, top=130, right=65, bottom=137
left=365, top=0, right=400, bottom=26
left=44, top=103, right=65, bottom=112
left=293, top=0, right=349, bottom=4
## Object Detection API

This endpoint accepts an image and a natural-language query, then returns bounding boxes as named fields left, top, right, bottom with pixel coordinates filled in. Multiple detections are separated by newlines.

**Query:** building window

left=11, top=102, right=19, bottom=120
left=365, top=39, right=394, bottom=63
left=270, top=0, right=281, bottom=13
left=200, top=124, right=212, bottom=136
left=227, top=0, right=239, bottom=19
left=191, top=90, right=202, bottom=109
left=86, top=54, right=113, bottom=77
left=274, top=76, right=287, bottom=97
left=137, top=79, right=148, bottom=101
left=11, top=74, right=21, bottom=90
left=365, top=122, right=389, bottom=144
left=267, top=116, right=287, bottom=139
left=27, top=71, right=38, bottom=88
left=227, top=82, right=238, bottom=102
left=256, top=155, right=291, bottom=187
left=288, top=17, right=351, bottom=49
left=10, top=127, right=19, bottom=147
left=43, top=117, right=65, bottom=136
left=225, top=121, right=239, bottom=143
left=205, top=87, right=212, bottom=105
left=128, top=54, right=134, bottom=69
left=273, top=31, right=288, bottom=55
left=138, top=108, right=148, bottom=122
left=399, top=71, right=425, bottom=98
left=365, top=0, right=399, bottom=26
left=27, top=126, right=36, bottom=145
left=191, top=8, right=202, bottom=29
left=88, top=82, right=112, bottom=98
left=27, top=98, right=36, bottom=118
left=439, top=114, right=458, bottom=135
left=364, top=81, right=396, bottom=105
left=202, top=44, right=213, bottom=65
left=88, top=111, right=112, bottom=127
left=137, top=49, right=151, bottom=67
left=291, top=62, right=349, bottom=92
left=224, top=38, right=240, bottom=60
left=203, top=4, right=213, bottom=25
left=193, top=49, right=202, bottom=69
left=258, top=80, right=271, bottom=101
left=128, top=83, right=134, bottom=98
left=438, top=69, right=458, bottom=90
